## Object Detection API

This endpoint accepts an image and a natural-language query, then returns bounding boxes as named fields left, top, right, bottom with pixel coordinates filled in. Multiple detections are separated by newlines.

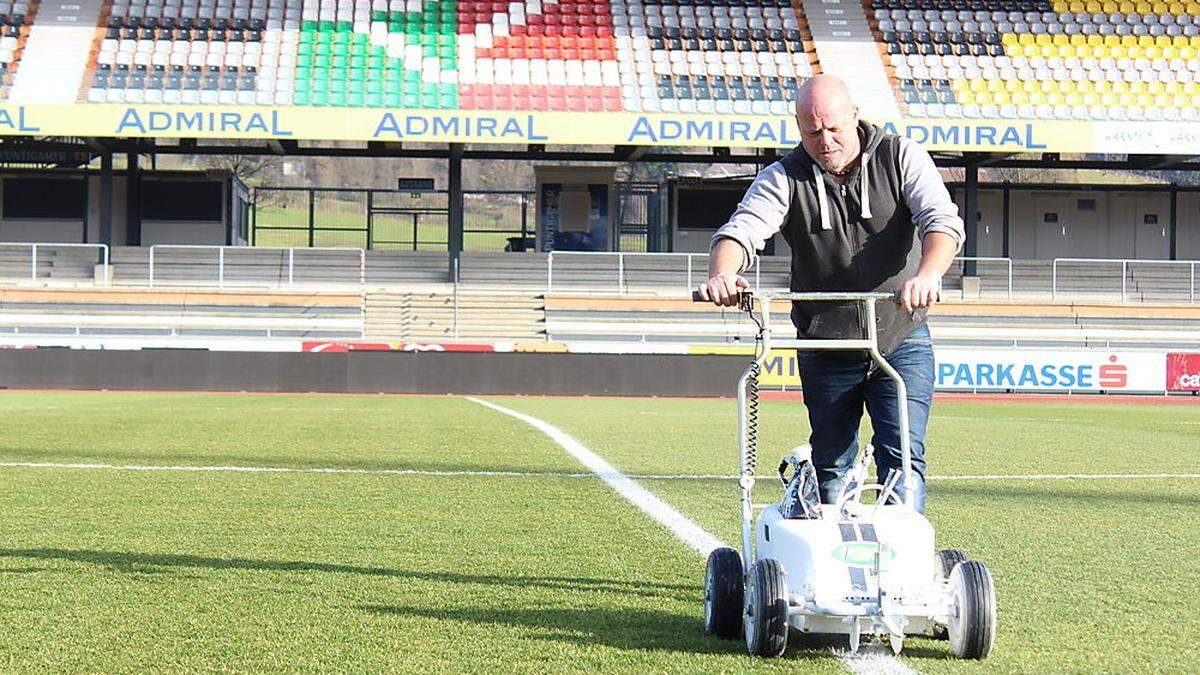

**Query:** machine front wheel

left=703, top=547, right=744, bottom=639
left=948, top=560, right=997, bottom=659
left=743, top=558, right=789, bottom=658
left=932, top=549, right=969, bottom=640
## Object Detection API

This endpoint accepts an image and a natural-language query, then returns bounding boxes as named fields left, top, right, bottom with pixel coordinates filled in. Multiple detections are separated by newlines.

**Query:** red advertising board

left=302, top=342, right=495, bottom=353
left=1167, top=353, right=1200, bottom=391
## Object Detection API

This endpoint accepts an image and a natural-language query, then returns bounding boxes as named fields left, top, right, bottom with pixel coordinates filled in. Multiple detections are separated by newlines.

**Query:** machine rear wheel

left=948, top=560, right=997, bottom=659
left=703, top=547, right=743, bottom=639
left=744, top=558, right=789, bottom=658
left=932, top=549, right=969, bottom=640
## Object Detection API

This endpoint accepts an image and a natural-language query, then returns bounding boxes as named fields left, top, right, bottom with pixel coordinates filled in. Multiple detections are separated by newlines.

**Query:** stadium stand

left=0, top=287, right=363, bottom=338
left=82, top=0, right=820, bottom=111
left=541, top=294, right=1200, bottom=348
left=365, top=290, right=543, bottom=339
left=872, top=0, right=1200, bottom=121
left=0, top=0, right=35, bottom=99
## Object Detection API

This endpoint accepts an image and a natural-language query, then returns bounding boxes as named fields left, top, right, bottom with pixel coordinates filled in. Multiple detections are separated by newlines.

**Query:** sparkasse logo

left=1098, top=355, right=1128, bottom=389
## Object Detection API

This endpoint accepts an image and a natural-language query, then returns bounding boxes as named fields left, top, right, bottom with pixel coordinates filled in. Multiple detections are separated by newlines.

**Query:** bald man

left=697, top=75, right=964, bottom=513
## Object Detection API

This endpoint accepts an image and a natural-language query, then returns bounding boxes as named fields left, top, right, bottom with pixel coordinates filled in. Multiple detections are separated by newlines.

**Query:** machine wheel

left=703, top=547, right=744, bottom=639
left=743, top=558, right=789, bottom=658
left=932, top=549, right=969, bottom=640
left=948, top=560, right=997, bottom=660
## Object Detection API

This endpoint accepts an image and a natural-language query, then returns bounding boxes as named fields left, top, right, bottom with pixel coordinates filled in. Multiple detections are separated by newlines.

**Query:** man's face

left=797, top=106, right=860, bottom=173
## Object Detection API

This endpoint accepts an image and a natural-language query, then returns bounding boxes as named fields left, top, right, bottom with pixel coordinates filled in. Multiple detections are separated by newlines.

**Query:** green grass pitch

left=0, top=391, right=1197, bottom=672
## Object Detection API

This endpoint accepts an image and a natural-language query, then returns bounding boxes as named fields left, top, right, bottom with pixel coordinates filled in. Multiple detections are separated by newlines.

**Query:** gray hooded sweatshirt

left=711, top=120, right=965, bottom=354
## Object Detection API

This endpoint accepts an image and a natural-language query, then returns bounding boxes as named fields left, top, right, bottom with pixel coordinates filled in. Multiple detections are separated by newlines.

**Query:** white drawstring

left=813, top=163, right=831, bottom=231
left=859, top=155, right=873, bottom=220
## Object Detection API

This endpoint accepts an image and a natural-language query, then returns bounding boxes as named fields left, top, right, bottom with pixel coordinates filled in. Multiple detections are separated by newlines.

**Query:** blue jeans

left=794, top=324, right=935, bottom=513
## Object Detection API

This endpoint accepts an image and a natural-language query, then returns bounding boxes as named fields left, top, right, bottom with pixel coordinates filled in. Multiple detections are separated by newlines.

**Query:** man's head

left=795, top=75, right=861, bottom=174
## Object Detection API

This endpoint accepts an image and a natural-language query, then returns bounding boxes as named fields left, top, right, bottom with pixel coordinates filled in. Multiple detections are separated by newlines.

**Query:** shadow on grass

left=0, top=548, right=692, bottom=601
left=931, top=481, right=1197, bottom=508
left=363, top=603, right=851, bottom=661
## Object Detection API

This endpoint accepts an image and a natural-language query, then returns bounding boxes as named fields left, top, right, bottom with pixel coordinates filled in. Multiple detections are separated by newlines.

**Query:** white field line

left=465, top=396, right=916, bottom=675
left=1, top=462, right=1198, bottom=483
left=465, top=396, right=724, bottom=556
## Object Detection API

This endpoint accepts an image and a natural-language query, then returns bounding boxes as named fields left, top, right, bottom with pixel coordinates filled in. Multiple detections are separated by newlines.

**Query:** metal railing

left=952, top=256, right=1013, bottom=299
left=0, top=242, right=110, bottom=286
left=545, top=251, right=775, bottom=294
left=1052, top=257, right=1199, bottom=303
left=148, top=245, right=366, bottom=289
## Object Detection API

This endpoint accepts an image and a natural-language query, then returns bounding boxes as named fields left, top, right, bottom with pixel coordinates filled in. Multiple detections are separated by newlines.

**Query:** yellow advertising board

left=688, top=345, right=804, bottom=388
left=0, top=103, right=1126, bottom=153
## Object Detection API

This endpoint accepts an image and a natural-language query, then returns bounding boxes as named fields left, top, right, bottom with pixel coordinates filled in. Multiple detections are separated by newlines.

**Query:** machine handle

left=692, top=289, right=754, bottom=311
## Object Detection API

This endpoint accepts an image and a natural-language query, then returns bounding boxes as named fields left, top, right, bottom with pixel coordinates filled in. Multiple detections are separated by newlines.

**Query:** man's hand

left=899, top=274, right=942, bottom=313
left=697, top=273, right=750, bottom=307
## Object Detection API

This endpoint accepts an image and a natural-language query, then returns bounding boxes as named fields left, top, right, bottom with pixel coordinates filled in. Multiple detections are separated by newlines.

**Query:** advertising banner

left=0, top=103, right=1124, bottom=153
left=1166, top=353, right=1200, bottom=392
left=301, top=341, right=494, bottom=352
left=935, top=349, right=1166, bottom=393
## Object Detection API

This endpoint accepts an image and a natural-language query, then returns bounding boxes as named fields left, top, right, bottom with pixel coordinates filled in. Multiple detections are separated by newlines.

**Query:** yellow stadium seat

left=1087, top=35, right=1103, bottom=46
left=988, top=80, right=1004, bottom=93
left=1146, top=46, right=1161, bottom=58
left=1036, top=34, right=1052, bottom=46
left=1138, top=35, right=1154, bottom=48
left=1074, top=44, right=1092, bottom=58
left=1127, top=45, right=1143, bottom=59
left=1151, top=3, right=1167, bottom=13
left=1189, top=3, right=1200, bottom=15
left=1181, top=46, right=1195, bottom=59
left=1174, top=36, right=1189, bottom=48
left=1112, top=81, right=1129, bottom=93
left=1041, top=44, right=1058, bottom=57
left=1053, top=34, right=1069, bottom=47
left=1095, top=81, right=1112, bottom=93
left=1003, top=33, right=1018, bottom=46
left=1135, top=3, right=1152, bottom=13
left=1019, top=33, right=1035, bottom=46
left=1040, top=80, right=1058, bottom=94
left=1069, top=34, right=1086, bottom=46
left=1103, top=1, right=1119, bottom=11
left=1077, top=80, right=1094, bottom=93
left=1118, top=1, right=1135, bottom=12
left=976, top=92, right=993, bottom=106
left=1112, top=45, right=1127, bottom=58
left=1120, top=35, right=1137, bottom=47
left=1022, top=80, right=1039, bottom=93
left=1131, top=82, right=1147, bottom=94
left=1191, top=36, right=1200, bottom=49
left=1103, top=35, right=1120, bottom=47
left=969, top=79, right=986, bottom=93
left=1169, top=3, right=1185, bottom=14
left=1155, top=36, right=1171, bottom=48
left=1068, top=1, right=1084, bottom=11
left=1006, top=80, right=1022, bottom=93
left=1164, top=46, right=1178, bottom=59
left=1086, top=1, right=1103, bottom=11
left=1136, top=93, right=1153, bottom=106
left=1166, top=82, right=1182, bottom=95
left=1100, top=92, right=1116, bottom=106
left=1148, top=82, right=1165, bottom=94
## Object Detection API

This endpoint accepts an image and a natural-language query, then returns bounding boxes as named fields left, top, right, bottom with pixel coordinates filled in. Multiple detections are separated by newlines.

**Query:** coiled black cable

left=742, top=293, right=765, bottom=478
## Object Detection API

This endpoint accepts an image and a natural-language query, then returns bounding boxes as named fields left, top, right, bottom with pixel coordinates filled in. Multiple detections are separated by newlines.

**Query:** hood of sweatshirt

left=804, top=119, right=887, bottom=232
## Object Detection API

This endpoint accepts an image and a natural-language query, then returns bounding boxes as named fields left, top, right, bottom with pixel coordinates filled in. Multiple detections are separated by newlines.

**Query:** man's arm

left=698, top=162, right=790, bottom=306
left=897, top=138, right=966, bottom=312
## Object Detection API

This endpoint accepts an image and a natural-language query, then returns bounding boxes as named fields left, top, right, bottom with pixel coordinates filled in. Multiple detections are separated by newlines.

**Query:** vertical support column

left=963, top=161, right=979, bottom=277
left=1169, top=187, right=1178, bottom=261
left=1002, top=184, right=1010, bottom=259
left=99, top=152, right=114, bottom=246
left=307, top=189, right=315, bottom=247
left=448, top=143, right=464, bottom=275
left=126, top=153, right=142, bottom=246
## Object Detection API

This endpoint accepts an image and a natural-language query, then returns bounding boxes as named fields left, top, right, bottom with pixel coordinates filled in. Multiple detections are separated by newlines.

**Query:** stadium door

left=1034, top=194, right=1070, bottom=260
left=974, top=190, right=1004, bottom=256
left=1133, top=195, right=1169, bottom=260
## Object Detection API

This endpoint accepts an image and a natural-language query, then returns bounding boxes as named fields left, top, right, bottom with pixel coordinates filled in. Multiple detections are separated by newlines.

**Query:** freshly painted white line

left=465, top=396, right=725, bottom=556
left=465, top=396, right=916, bottom=675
